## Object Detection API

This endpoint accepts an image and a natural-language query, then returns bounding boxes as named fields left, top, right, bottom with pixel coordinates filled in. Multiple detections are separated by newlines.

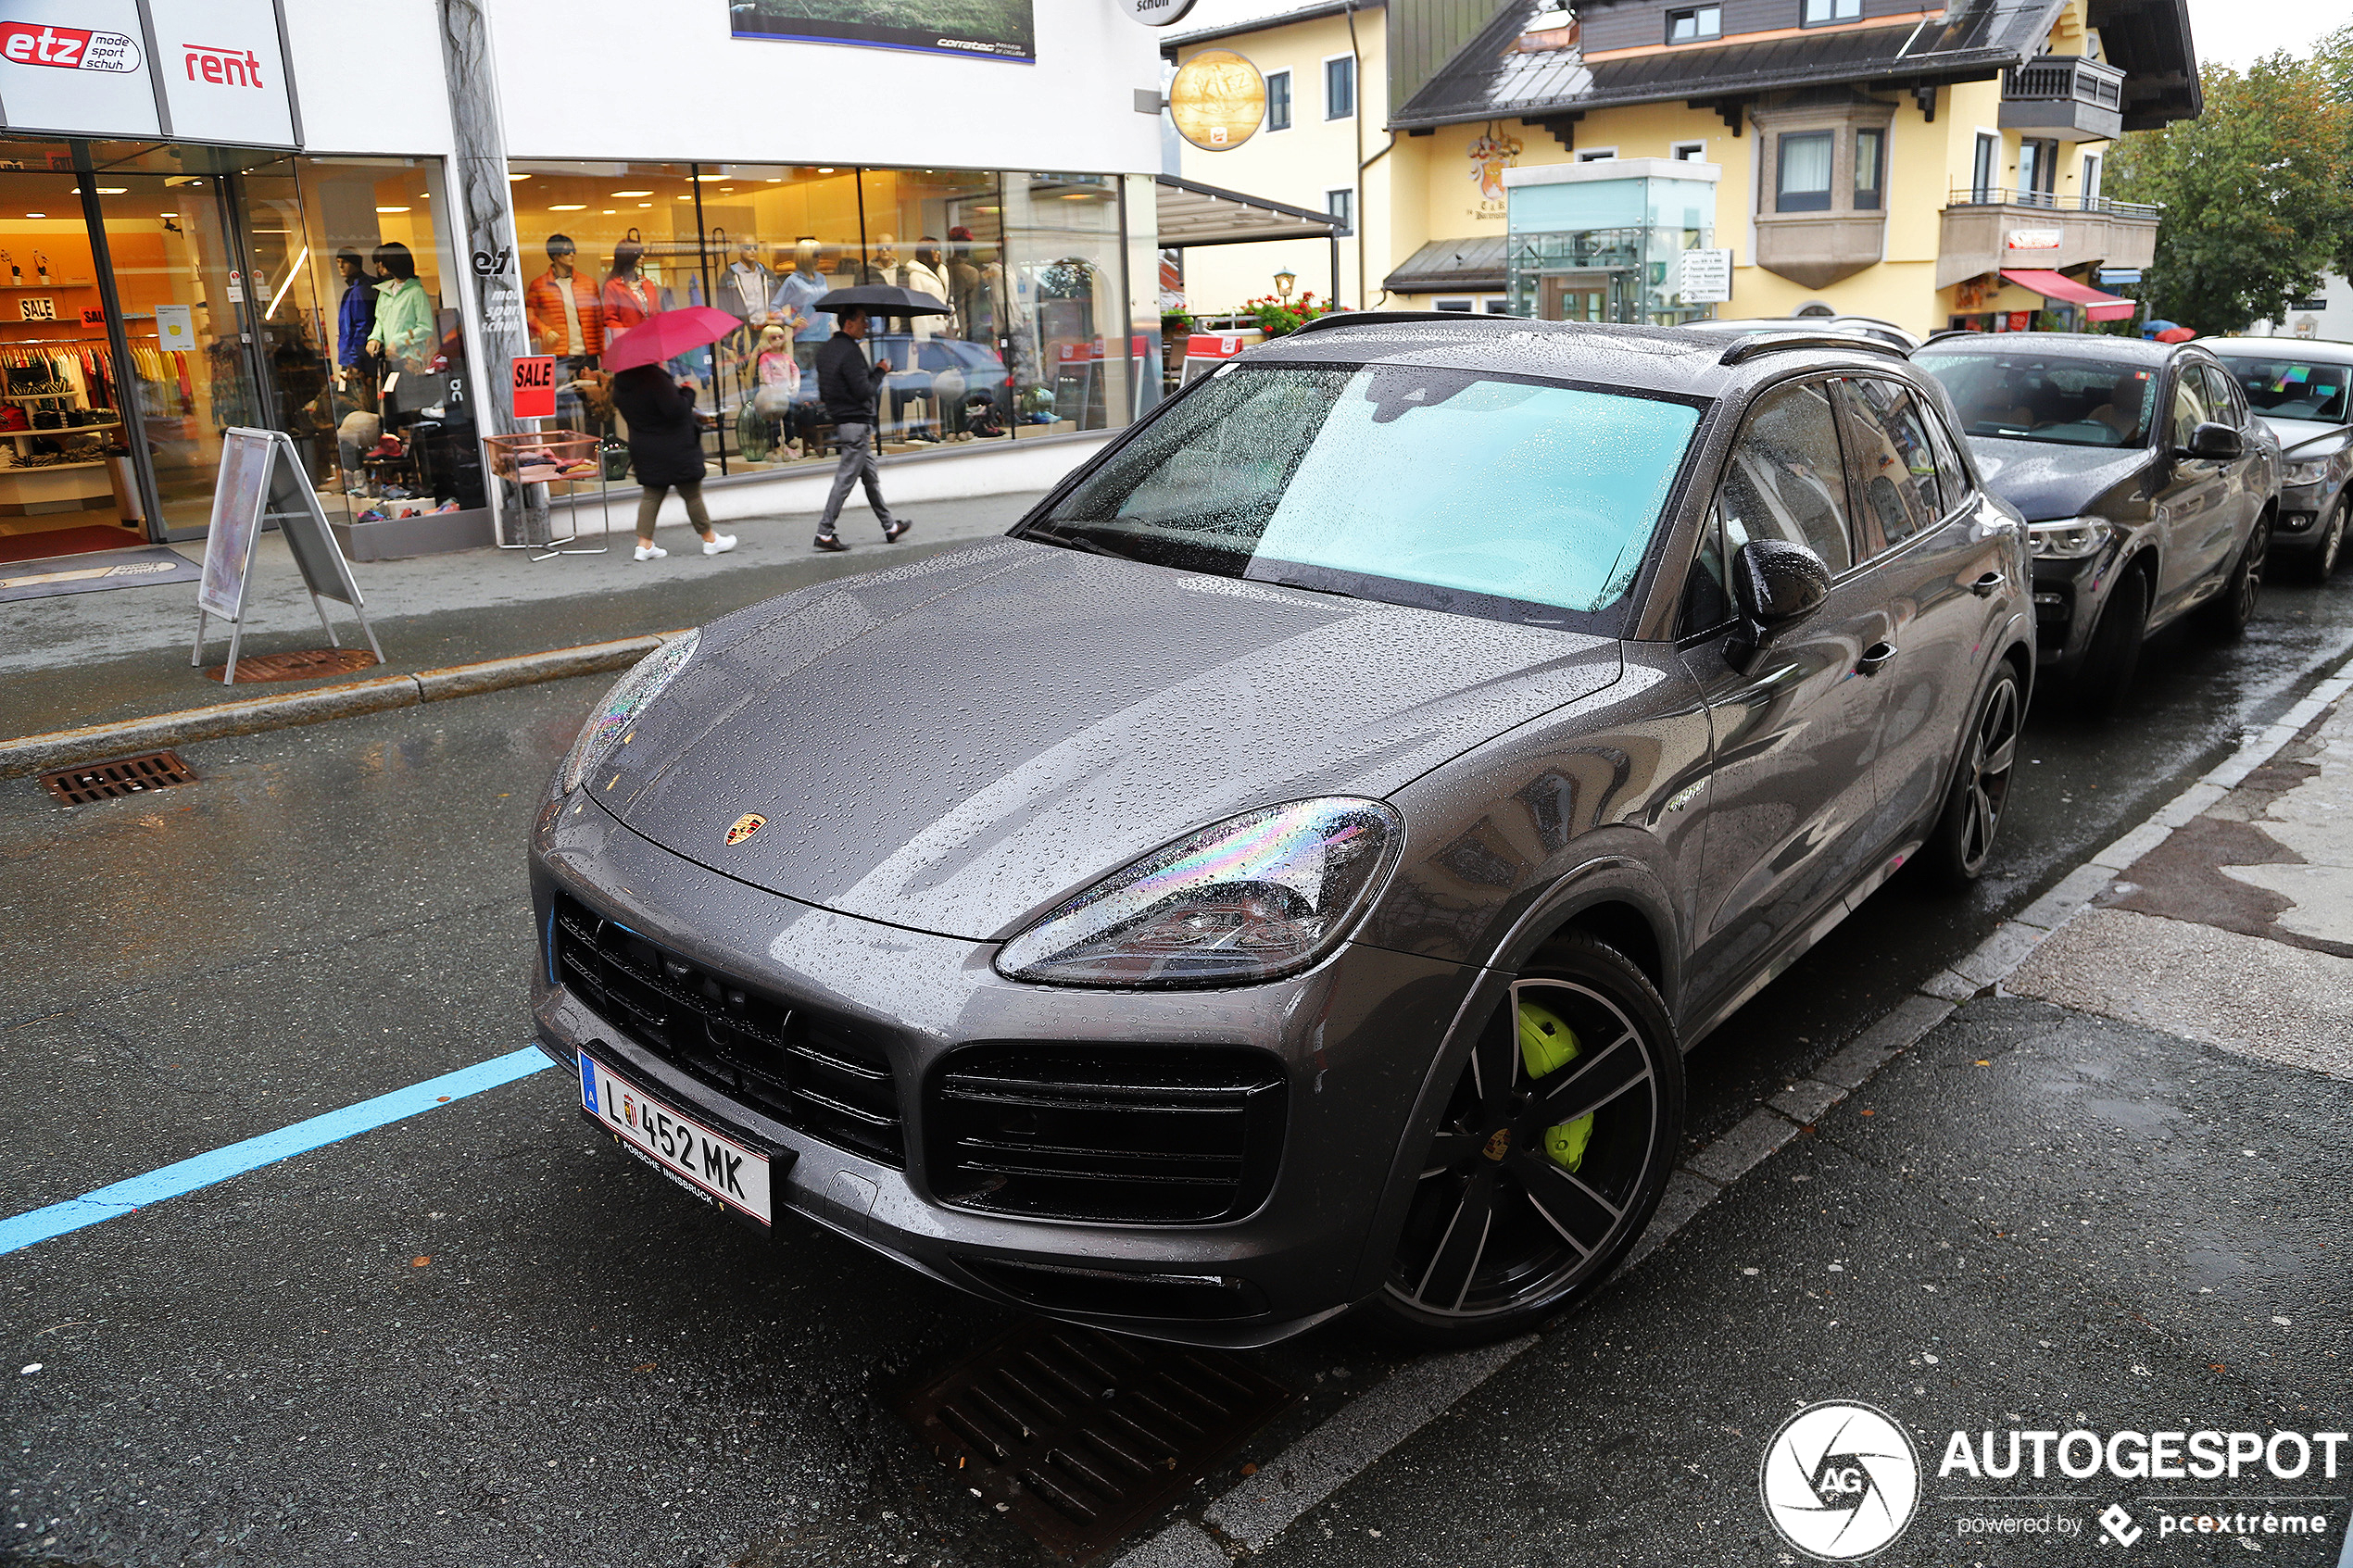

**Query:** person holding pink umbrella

left=603, top=305, right=743, bottom=561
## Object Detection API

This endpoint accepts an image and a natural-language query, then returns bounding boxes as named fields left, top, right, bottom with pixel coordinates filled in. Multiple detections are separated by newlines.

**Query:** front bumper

left=530, top=792, right=1479, bottom=1348
left=2272, top=480, right=2334, bottom=552
left=2027, top=546, right=2119, bottom=671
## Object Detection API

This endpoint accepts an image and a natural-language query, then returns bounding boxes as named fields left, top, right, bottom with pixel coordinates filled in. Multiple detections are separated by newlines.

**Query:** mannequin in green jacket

left=364, top=240, right=435, bottom=390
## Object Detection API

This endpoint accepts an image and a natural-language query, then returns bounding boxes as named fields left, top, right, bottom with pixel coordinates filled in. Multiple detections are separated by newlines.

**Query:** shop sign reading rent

left=1170, top=49, right=1266, bottom=151
left=0, top=0, right=296, bottom=145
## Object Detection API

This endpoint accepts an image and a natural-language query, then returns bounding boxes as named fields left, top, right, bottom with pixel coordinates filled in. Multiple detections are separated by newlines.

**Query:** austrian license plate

left=579, top=1051, right=776, bottom=1224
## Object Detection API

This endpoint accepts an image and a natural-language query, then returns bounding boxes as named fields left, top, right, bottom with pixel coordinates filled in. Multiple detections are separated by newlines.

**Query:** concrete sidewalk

left=0, top=488, right=1040, bottom=740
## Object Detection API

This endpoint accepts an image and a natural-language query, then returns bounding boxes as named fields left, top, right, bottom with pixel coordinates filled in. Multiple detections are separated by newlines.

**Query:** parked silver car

left=2206, top=337, right=2353, bottom=578
left=529, top=316, right=2032, bottom=1347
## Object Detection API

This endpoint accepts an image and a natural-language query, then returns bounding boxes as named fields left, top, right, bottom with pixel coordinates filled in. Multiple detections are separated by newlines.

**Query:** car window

left=1679, top=511, right=1733, bottom=635
left=1918, top=395, right=1973, bottom=508
left=2211, top=354, right=2353, bottom=423
left=2197, top=364, right=2243, bottom=425
left=1037, top=364, right=1703, bottom=625
left=1914, top=350, right=2160, bottom=448
left=1715, top=379, right=1855, bottom=576
left=1836, top=377, right=1942, bottom=551
left=2170, top=369, right=2213, bottom=449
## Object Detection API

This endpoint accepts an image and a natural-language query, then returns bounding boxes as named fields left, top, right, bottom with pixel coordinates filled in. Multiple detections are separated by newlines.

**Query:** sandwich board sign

left=192, top=428, right=383, bottom=684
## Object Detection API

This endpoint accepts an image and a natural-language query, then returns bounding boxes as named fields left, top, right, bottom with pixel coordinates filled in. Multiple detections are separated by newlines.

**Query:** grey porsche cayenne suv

left=529, top=315, right=2032, bottom=1348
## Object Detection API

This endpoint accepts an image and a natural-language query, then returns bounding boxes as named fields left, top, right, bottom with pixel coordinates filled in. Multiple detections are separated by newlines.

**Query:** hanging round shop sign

left=1169, top=49, right=1266, bottom=151
left=1119, top=0, right=1201, bottom=23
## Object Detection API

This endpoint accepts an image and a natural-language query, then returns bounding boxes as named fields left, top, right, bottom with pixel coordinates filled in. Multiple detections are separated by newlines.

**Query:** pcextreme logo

left=1760, top=1401, right=1922, bottom=1561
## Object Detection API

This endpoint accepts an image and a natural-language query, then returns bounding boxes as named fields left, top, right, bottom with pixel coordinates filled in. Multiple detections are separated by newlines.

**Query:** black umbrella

left=813, top=284, right=950, bottom=316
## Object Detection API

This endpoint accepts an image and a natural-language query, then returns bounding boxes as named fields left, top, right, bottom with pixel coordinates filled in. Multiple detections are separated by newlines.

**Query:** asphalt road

left=4, top=556, right=2350, bottom=1567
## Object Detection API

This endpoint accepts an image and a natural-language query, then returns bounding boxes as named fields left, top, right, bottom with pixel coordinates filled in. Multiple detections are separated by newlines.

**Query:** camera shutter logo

left=1759, top=1401, right=1921, bottom=1560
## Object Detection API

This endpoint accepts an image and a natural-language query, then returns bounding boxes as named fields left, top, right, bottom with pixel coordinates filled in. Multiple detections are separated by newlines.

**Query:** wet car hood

left=596, top=538, right=1623, bottom=942
left=1969, top=438, right=2156, bottom=522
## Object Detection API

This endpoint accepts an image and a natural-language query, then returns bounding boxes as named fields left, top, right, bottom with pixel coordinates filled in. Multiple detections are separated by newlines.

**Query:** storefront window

left=503, top=158, right=1137, bottom=489
left=281, top=157, right=479, bottom=527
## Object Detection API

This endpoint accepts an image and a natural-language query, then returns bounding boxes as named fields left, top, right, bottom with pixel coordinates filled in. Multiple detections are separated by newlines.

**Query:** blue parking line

left=0, top=1047, right=556, bottom=1257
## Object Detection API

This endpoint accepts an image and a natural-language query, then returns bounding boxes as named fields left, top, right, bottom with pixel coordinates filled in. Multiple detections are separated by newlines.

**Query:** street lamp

left=1274, top=269, right=1297, bottom=303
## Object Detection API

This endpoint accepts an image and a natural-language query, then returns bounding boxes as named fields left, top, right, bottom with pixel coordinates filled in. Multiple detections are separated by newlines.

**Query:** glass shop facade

left=0, top=0, right=1163, bottom=563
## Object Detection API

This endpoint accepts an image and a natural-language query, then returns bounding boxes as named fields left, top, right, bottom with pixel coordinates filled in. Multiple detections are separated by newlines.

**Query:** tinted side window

left=1837, top=377, right=1943, bottom=551
left=1717, top=380, right=1854, bottom=575
left=1680, top=510, right=1732, bottom=634
left=2169, top=369, right=2212, bottom=448
left=2198, top=364, right=2243, bottom=425
left=1919, top=395, right=1973, bottom=508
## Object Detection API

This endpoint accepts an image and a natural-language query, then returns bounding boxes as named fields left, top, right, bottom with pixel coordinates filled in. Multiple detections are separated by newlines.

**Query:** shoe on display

left=813, top=533, right=849, bottom=553
left=883, top=518, right=912, bottom=544
left=702, top=533, right=736, bottom=557
left=634, top=542, right=667, bottom=561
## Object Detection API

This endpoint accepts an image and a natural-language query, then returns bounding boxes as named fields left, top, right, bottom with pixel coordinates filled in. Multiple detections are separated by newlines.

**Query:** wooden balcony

left=1999, top=55, right=2127, bottom=140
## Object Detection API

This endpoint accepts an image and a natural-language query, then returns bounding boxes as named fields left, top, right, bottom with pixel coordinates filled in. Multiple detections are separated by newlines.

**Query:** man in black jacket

left=812, top=308, right=911, bottom=551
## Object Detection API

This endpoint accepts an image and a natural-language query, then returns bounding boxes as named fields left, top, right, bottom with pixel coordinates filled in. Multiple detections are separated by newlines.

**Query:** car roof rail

left=1717, top=332, right=1912, bottom=366
left=1282, top=309, right=1515, bottom=338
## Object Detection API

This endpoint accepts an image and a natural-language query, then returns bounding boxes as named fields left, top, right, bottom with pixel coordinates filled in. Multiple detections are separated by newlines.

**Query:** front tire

left=1371, top=935, right=1684, bottom=1348
left=1923, top=664, right=2021, bottom=890
left=2305, top=496, right=2347, bottom=583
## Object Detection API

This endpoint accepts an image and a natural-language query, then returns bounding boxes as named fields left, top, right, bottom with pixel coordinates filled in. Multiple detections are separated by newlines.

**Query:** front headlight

left=557, top=631, right=699, bottom=796
left=2027, top=516, right=2111, bottom=559
left=995, top=798, right=1401, bottom=988
left=2285, top=458, right=2331, bottom=487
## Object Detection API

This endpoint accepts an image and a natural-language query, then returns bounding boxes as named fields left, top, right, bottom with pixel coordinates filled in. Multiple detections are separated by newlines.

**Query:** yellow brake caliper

left=1517, top=999, right=1593, bottom=1173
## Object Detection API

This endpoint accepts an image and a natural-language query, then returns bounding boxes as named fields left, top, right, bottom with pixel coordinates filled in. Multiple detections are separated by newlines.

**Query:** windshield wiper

left=1020, top=522, right=1131, bottom=559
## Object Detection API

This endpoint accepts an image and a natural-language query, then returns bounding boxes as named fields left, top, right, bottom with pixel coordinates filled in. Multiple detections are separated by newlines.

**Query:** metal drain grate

left=37, top=750, right=195, bottom=804
left=900, top=1317, right=1292, bottom=1561
left=203, top=646, right=381, bottom=684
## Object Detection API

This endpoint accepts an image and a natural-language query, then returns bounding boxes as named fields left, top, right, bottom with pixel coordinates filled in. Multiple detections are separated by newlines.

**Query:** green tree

left=2109, top=43, right=2353, bottom=334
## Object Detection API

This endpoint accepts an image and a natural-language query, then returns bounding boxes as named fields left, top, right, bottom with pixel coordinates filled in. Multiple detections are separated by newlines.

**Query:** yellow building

left=1167, top=0, right=2198, bottom=337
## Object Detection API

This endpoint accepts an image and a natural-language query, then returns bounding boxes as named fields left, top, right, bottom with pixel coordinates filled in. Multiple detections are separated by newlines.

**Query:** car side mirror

left=1726, top=539, right=1831, bottom=671
left=2182, top=420, right=2243, bottom=460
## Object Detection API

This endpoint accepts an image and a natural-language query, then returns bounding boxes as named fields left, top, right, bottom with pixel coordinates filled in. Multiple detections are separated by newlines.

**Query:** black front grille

left=927, top=1046, right=1286, bottom=1225
left=550, top=893, right=904, bottom=1168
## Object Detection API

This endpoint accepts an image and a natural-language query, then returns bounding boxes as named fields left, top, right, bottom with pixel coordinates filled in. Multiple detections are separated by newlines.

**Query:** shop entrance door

left=1541, top=271, right=1617, bottom=322
left=90, top=167, right=283, bottom=539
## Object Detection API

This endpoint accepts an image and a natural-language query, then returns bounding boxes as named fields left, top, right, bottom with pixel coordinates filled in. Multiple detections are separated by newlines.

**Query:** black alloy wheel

left=2073, top=566, right=2149, bottom=721
left=2308, top=497, right=2347, bottom=583
left=2204, top=511, right=2271, bottom=637
left=1925, top=665, right=2021, bottom=889
left=1376, top=935, right=1682, bottom=1348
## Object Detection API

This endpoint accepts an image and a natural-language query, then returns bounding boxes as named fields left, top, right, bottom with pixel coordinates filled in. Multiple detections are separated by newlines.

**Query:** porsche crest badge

left=724, top=812, right=767, bottom=847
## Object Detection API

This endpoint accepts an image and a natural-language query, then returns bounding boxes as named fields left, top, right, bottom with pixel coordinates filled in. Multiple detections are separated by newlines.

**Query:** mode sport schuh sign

left=0, top=0, right=295, bottom=147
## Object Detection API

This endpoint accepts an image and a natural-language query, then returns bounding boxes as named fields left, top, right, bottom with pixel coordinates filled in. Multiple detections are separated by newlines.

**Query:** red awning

left=2000, top=269, right=2138, bottom=321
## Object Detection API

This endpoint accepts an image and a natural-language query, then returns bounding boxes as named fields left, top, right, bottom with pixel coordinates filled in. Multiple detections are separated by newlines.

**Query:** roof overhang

left=1156, top=173, right=1346, bottom=248
left=1161, top=0, right=1378, bottom=56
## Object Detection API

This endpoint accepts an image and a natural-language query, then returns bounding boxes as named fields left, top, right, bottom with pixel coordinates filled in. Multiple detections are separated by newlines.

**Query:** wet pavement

left=2, top=558, right=2350, bottom=1566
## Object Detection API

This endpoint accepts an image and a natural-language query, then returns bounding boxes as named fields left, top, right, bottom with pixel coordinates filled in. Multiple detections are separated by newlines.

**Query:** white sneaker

left=702, top=533, right=737, bottom=557
left=634, top=542, right=667, bottom=561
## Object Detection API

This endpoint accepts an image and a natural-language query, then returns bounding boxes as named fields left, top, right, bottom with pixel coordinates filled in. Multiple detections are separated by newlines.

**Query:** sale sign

left=510, top=356, right=556, bottom=420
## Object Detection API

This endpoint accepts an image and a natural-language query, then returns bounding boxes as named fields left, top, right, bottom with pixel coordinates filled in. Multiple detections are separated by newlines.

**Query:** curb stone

left=0, top=631, right=691, bottom=780
left=1111, top=643, right=2353, bottom=1568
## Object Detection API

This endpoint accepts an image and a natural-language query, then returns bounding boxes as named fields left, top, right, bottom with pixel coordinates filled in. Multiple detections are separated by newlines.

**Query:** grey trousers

left=817, top=423, right=894, bottom=534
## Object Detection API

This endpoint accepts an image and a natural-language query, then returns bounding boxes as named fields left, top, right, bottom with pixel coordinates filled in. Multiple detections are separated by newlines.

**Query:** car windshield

left=1914, top=351, right=2159, bottom=448
left=2211, top=354, right=2353, bottom=424
left=1027, top=364, right=1701, bottom=626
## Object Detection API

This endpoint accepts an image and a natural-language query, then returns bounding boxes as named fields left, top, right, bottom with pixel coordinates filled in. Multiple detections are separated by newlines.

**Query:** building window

left=1776, top=131, right=1834, bottom=212
left=1800, top=0, right=1860, bottom=22
left=1970, top=132, right=1999, bottom=203
left=1265, top=69, right=1292, bottom=132
left=2019, top=137, right=2057, bottom=207
left=2081, top=151, right=2104, bottom=206
left=1324, top=55, right=1354, bottom=120
left=1854, top=128, right=1884, bottom=210
left=1483, top=298, right=1514, bottom=313
left=1434, top=298, right=1474, bottom=312
left=1672, top=140, right=1707, bottom=161
left=1326, top=187, right=1354, bottom=233
left=1576, top=147, right=1619, bottom=163
left=1667, top=6, right=1721, bottom=43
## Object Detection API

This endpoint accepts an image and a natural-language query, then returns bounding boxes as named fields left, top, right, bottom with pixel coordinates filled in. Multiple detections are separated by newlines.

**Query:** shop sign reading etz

left=0, top=0, right=296, bottom=147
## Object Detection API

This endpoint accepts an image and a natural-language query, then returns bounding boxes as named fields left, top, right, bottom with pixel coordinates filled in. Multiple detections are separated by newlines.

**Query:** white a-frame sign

left=192, top=428, right=384, bottom=684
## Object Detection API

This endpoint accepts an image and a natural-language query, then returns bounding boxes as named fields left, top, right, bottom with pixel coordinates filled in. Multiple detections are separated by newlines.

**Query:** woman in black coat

left=609, top=364, right=735, bottom=560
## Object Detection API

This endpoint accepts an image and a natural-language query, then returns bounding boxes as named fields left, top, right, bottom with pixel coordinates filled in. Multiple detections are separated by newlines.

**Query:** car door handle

left=1969, top=571, right=2004, bottom=598
left=1856, top=641, right=1899, bottom=676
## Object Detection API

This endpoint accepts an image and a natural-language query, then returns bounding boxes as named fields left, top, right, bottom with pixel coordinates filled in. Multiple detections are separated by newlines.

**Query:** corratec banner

left=728, top=0, right=1035, bottom=61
